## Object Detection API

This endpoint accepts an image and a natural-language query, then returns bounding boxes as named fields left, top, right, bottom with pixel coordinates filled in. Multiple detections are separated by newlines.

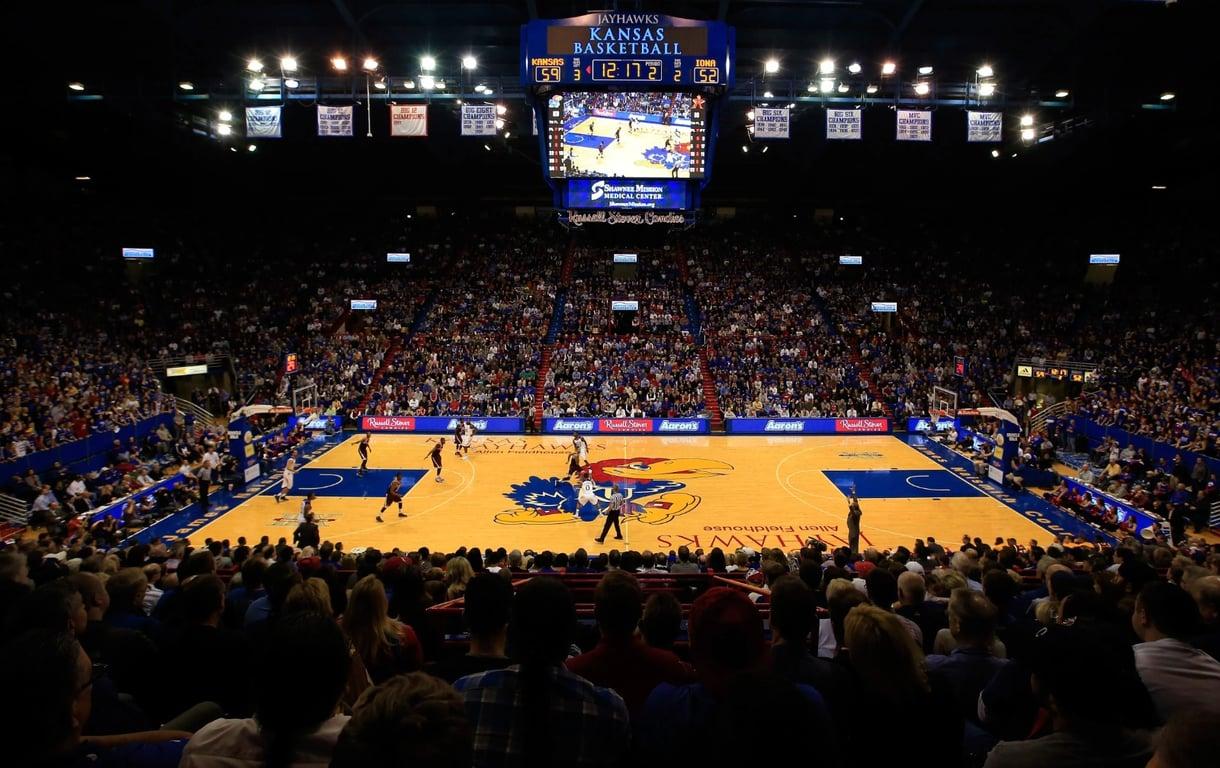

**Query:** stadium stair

left=533, top=242, right=575, bottom=428
left=353, top=285, right=440, bottom=416
left=673, top=244, right=720, bottom=429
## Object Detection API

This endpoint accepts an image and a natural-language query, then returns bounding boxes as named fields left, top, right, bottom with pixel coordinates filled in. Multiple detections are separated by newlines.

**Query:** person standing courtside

left=595, top=484, right=625, bottom=544
left=847, top=490, right=863, bottom=555
left=356, top=434, right=371, bottom=477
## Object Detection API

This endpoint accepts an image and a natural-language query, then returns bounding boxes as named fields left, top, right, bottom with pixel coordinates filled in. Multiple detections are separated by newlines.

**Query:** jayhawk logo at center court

left=495, top=456, right=733, bottom=526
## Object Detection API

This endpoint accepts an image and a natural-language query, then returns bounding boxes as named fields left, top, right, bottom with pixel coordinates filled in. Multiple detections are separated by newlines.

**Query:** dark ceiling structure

left=7, top=0, right=1210, bottom=212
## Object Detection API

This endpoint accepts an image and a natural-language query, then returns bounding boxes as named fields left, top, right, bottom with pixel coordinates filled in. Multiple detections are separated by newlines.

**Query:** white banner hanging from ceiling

left=753, top=107, right=790, bottom=139
left=317, top=105, right=354, bottom=137
left=390, top=104, right=428, bottom=137
left=245, top=106, right=282, bottom=138
left=826, top=108, right=862, bottom=140
left=966, top=111, right=1003, bottom=143
left=461, top=104, right=497, bottom=136
left=896, top=109, right=932, bottom=141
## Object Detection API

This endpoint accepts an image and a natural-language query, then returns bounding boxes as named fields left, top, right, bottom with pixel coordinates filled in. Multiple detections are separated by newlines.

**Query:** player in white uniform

left=576, top=470, right=598, bottom=510
left=573, top=432, right=589, bottom=467
left=460, top=421, right=475, bottom=458
left=275, top=457, right=296, bottom=503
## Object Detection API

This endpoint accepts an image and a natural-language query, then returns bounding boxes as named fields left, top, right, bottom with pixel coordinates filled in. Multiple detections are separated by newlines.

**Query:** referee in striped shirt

left=594, top=484, right=625, bottom=544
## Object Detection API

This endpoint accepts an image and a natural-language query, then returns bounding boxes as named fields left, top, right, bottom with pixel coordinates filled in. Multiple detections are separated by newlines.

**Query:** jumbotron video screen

left=546, top=92, right=705, bottom=180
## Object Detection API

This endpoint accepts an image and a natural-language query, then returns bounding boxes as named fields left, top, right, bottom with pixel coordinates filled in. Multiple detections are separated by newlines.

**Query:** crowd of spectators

left=2, top=520, right=1218, bottom=767
left=544, top=248, right=703, bottom=418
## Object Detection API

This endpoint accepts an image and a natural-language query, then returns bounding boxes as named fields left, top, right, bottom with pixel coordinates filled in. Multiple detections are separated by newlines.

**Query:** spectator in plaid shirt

left=453, top=577, right=629, bottom=767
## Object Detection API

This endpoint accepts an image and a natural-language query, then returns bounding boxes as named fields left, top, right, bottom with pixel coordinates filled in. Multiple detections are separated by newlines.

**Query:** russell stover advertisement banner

left=360, top=416, right=524, bottom=433
left=542, top=418, right=709, bottom=434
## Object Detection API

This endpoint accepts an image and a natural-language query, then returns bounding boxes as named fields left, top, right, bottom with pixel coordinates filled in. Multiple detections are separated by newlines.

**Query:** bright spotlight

left=68, top=81, right=85, bottom=91
left=1055, top=89, right=1070, bottom=98
left=1019, top=113, right=1034, bottom=127
left=1020, top=127, right=1035, bottom=141
left=991, top=149, right=1000, bottom=158
left=820, top=78, right=834, bottom=93
left=217, top=124, right=232, bottom=136
left=494, top=118, right=505, bottom=129
left=847, top=62, right=862, bottom=75
left=818, top=58, right=835, bottom=75
left=1159, top=91, right=1175, bottom=101
left=1151, top=185, right=1167, bottom=190
left=248, top=78, right=265, bottom=91
left=331, top=56, right=348, bottom=71
left=420, top=75, right=435, bottom=89
left=247, top=144, right=257, bottom=152
left=746, top=109, right=755, bottom=120
left=218, top=110, right=232, bottom=122
left=373, top=80, right=386, bottom=90
left=763, top=90, right=773, bottom=99
left=979, top=82, right=996, bottom=97
left=837, top=83, right=849, bottom=93
left=403, top=80, right=416, bottom=89
left=495, top=104, right=507, bottom=115
left=504, top=132, right=511, bottom=139
left=482, top=87, right=493, bottom=95
left=284, top=78, right=299, bottom=89
left=246, top=59, right=264, bottom=73
left=462, top=55, right=478, bottom=69
left=914, top=82, right=930, bottom=95
left=483, top=144, right=491, bottom=151
left=421, top=55, right=436, bottom=71
left=918, top=65, right=933, bottom=75
left=178, top=81, right=194, bottom=91
left=976, top=64, right=994, bottom=78
left=474, top=84, right=486, bottom=93
left=435, top=80, right=446, bottom=89
left=866, top=84, right=878, bottom=94
left=74, top=176, right=91, bottom=181
left=807, top=82, right=817, bottom=92
left=881, top=61, right=897, bottom=75
left=362, top=57, right=379, bottom=72
left=765, top=58, right=780, bottom=74
left=742, top=145, right=749, bottom=153
left=280, top=56, right=298, bottom=73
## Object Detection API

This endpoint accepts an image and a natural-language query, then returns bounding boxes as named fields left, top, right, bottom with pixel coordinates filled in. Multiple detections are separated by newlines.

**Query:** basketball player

left=376, top=473, right=406, bottom=523
left=428, top=438, right=446, bottom=482
left=274, top=455, right=296, bottom=503
left=615, top=125, right=622, bottom=142
left=594, top=484, right=625, bottom=544
left=588, top=119, right=596, bottom=134
left=565, top=449, right=582, bottom=480
left=597, top=143, right=605, bottom=161
left=573, top=432, right=589, bottom=467
left=576, top=469, right=598, bottom=513
left=298, top=491, right=316, bottom=524
left=356, top=434, right=371, bottom=477
left=453, top=419, right=464, bottom=457
left=460, top=420, right=476, bottom=458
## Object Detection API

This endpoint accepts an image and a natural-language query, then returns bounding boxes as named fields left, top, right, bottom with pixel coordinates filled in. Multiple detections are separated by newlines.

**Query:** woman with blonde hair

left=444, top=556, right=474, bottom=600
left=842, top=604, right=962, bottom=765
left=341, top=575, right=423, bottom=683
left=283, top=577, right=333, bottom=616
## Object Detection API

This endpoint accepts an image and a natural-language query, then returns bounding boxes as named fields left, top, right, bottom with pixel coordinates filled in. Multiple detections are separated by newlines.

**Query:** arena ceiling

left=8, top=0, right=1210, bottom=211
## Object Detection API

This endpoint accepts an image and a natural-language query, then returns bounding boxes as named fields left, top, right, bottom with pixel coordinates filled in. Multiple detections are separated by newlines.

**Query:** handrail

left=173, top=396, right=220, bottom=427
left=0, top=493, right=28, bottom=525
left=1028, top=400, right=1071, bottom=434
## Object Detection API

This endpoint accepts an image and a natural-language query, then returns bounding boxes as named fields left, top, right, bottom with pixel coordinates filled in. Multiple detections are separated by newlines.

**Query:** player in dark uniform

left=376, top=473, right=406, bottom=523
left=565, top=450, right=582, bottom=480
left=429, top=438, right=446, bottom=482
left=356, top=434, right=371, bottom=477
left=453, top=420, right=464, bottom=457
left=615, top=125, right=621, bottom=142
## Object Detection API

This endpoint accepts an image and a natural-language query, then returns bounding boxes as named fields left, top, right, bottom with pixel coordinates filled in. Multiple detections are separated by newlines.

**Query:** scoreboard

left=522, top=13, right=734, bottom=88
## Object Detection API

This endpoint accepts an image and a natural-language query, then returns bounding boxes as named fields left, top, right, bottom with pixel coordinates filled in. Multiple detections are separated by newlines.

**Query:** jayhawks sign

left=495, top=456, right=732, bottom=526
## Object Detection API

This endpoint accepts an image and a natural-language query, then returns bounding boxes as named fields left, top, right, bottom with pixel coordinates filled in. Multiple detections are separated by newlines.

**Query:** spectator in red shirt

left=566, top=570, right=693, bottom=717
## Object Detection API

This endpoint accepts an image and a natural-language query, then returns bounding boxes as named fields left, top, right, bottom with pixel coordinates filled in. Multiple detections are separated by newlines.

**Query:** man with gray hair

left=926, top=589, right=1010, bottom=722
left=896, top=570, right=947, bottom=654
left=950, top=550, right=983, bottom=591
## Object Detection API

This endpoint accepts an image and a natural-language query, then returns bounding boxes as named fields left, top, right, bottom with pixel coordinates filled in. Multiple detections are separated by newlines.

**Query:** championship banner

left=826, top=108, right=862, bottom=140
left=542, top=417, right=708, bottom=434
left=360, top=415, right=523, bottom=434
left=390, top=104, right=428, bottom=137
left=727, top=418, right=890, bottom=435
left=317, top=105, right=354, bottom=137
left=461, top=104, right=497, bottom=136
left=896, top=109, right=932, bottom=142
left=753, top=107, right=790, bottom=139
left=966, top=111, right=1003, bottom=143
left=245, top=106, right=282, bottom=138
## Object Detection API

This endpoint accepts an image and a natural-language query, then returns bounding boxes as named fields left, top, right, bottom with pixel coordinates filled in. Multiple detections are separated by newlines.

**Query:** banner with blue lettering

left=727, top=418, right=891, bottom=435
left=542, top=418, right=708, bottom=434
left=245, top=106, right=282, bottom=138
left=753, top=107, right=789, bottom=139
left=361, top=416, right=524, bottom=433
left=317, top=105, right=354, bottom=137
left=966, top=111, right=1003, bottom=143
left=826, top=108, right=862, bottom=140
left=896, top=109, right=932, bottom=142
left=461, top=105, right=497, bottom=136
left=566, top=179, right=687, bottom=210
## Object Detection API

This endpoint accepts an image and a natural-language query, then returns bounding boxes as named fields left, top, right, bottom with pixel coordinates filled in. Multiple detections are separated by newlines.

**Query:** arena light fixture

left=462, top=55, right=478, bottom=70
left=435, top=80, right=446, bottom=89
left=403, top=80, right=416, bottom=89
left=1019, top=113, right=1034, bottom=126
left=806, top=82, right=817, bottom=92
left=1151, top=184, right=1167, bottom=190
left=1159, top=91, right=1175, bottom=101
left=420, top=55, right=436, bottom=71
left=742, top=144, right=749, bottom=153
left=494, top=118, right=505, bottom=129
left=419, top=74, right=435, bottom=89
left=820, top=78, right=834, bottom=93
left=248, top=78, right=265, bottom=91
left=373, top=79, right=386, bottom=90
left=178, top=81, right=194, bottom=91
left=474, top=83, right=486, bottom=93
left=979, top=82, right=996, bottom=97
left=866, top=84, right=878, bottom=94
left=818, top=58, right=835, bottom=75
left=217, top=124, right=232, bottom=136
left=746, top=109, right=755, bottom=120
left=331, top=56, right=348, bottom=71
left=787, top=102, right=795, bottom=109
left=918, top=65, right=933, bottom=75
left=495, top=104, right=507, bottom=115
left=761, top=145, right=769, bottom=153
left=483, top=144, right=491, bottom=151
left=248, top=144, right=257, bottom=152
left=68, top=81, right=85, bottom=91
left=280, top=56, right=298, bottom=73
left=74, top=176, right=91, bottom=181
left=976, top=64, right=994, bottom=78
left=218, top=110, right=232, bottom=122
left=504, top=131, right=511, bottom=139
left=1055, top=89, right=1070, bottom=98
left=914, top=81, right=930, bottom=95
left=847, top=62, right=862, bottom=74
left=229, top=147, right=237, bottom=152
left=482, top=87, right=493, bottom=95
left=284, top=78, right=299, bottom=89
left=881, top=61, right=897, bottom=76
left=837, top=83, right=849, bottom=93
left=763, top=90, right=773, bottom=99
left=991, top=149, right=1000, bottom=158
left=246, top=58, right=264, bottom=73
left=764, top=58, right=780, bottom=74
left=1020, top=127, right=1035, bottom=141
left=362, top=57, right=379, bottom=72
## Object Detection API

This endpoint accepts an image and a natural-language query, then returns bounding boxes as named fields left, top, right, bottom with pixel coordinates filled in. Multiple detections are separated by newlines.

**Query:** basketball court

left=563, top=114, right=692, bottom=177
left=172, top=433, right=1056, bottom=553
